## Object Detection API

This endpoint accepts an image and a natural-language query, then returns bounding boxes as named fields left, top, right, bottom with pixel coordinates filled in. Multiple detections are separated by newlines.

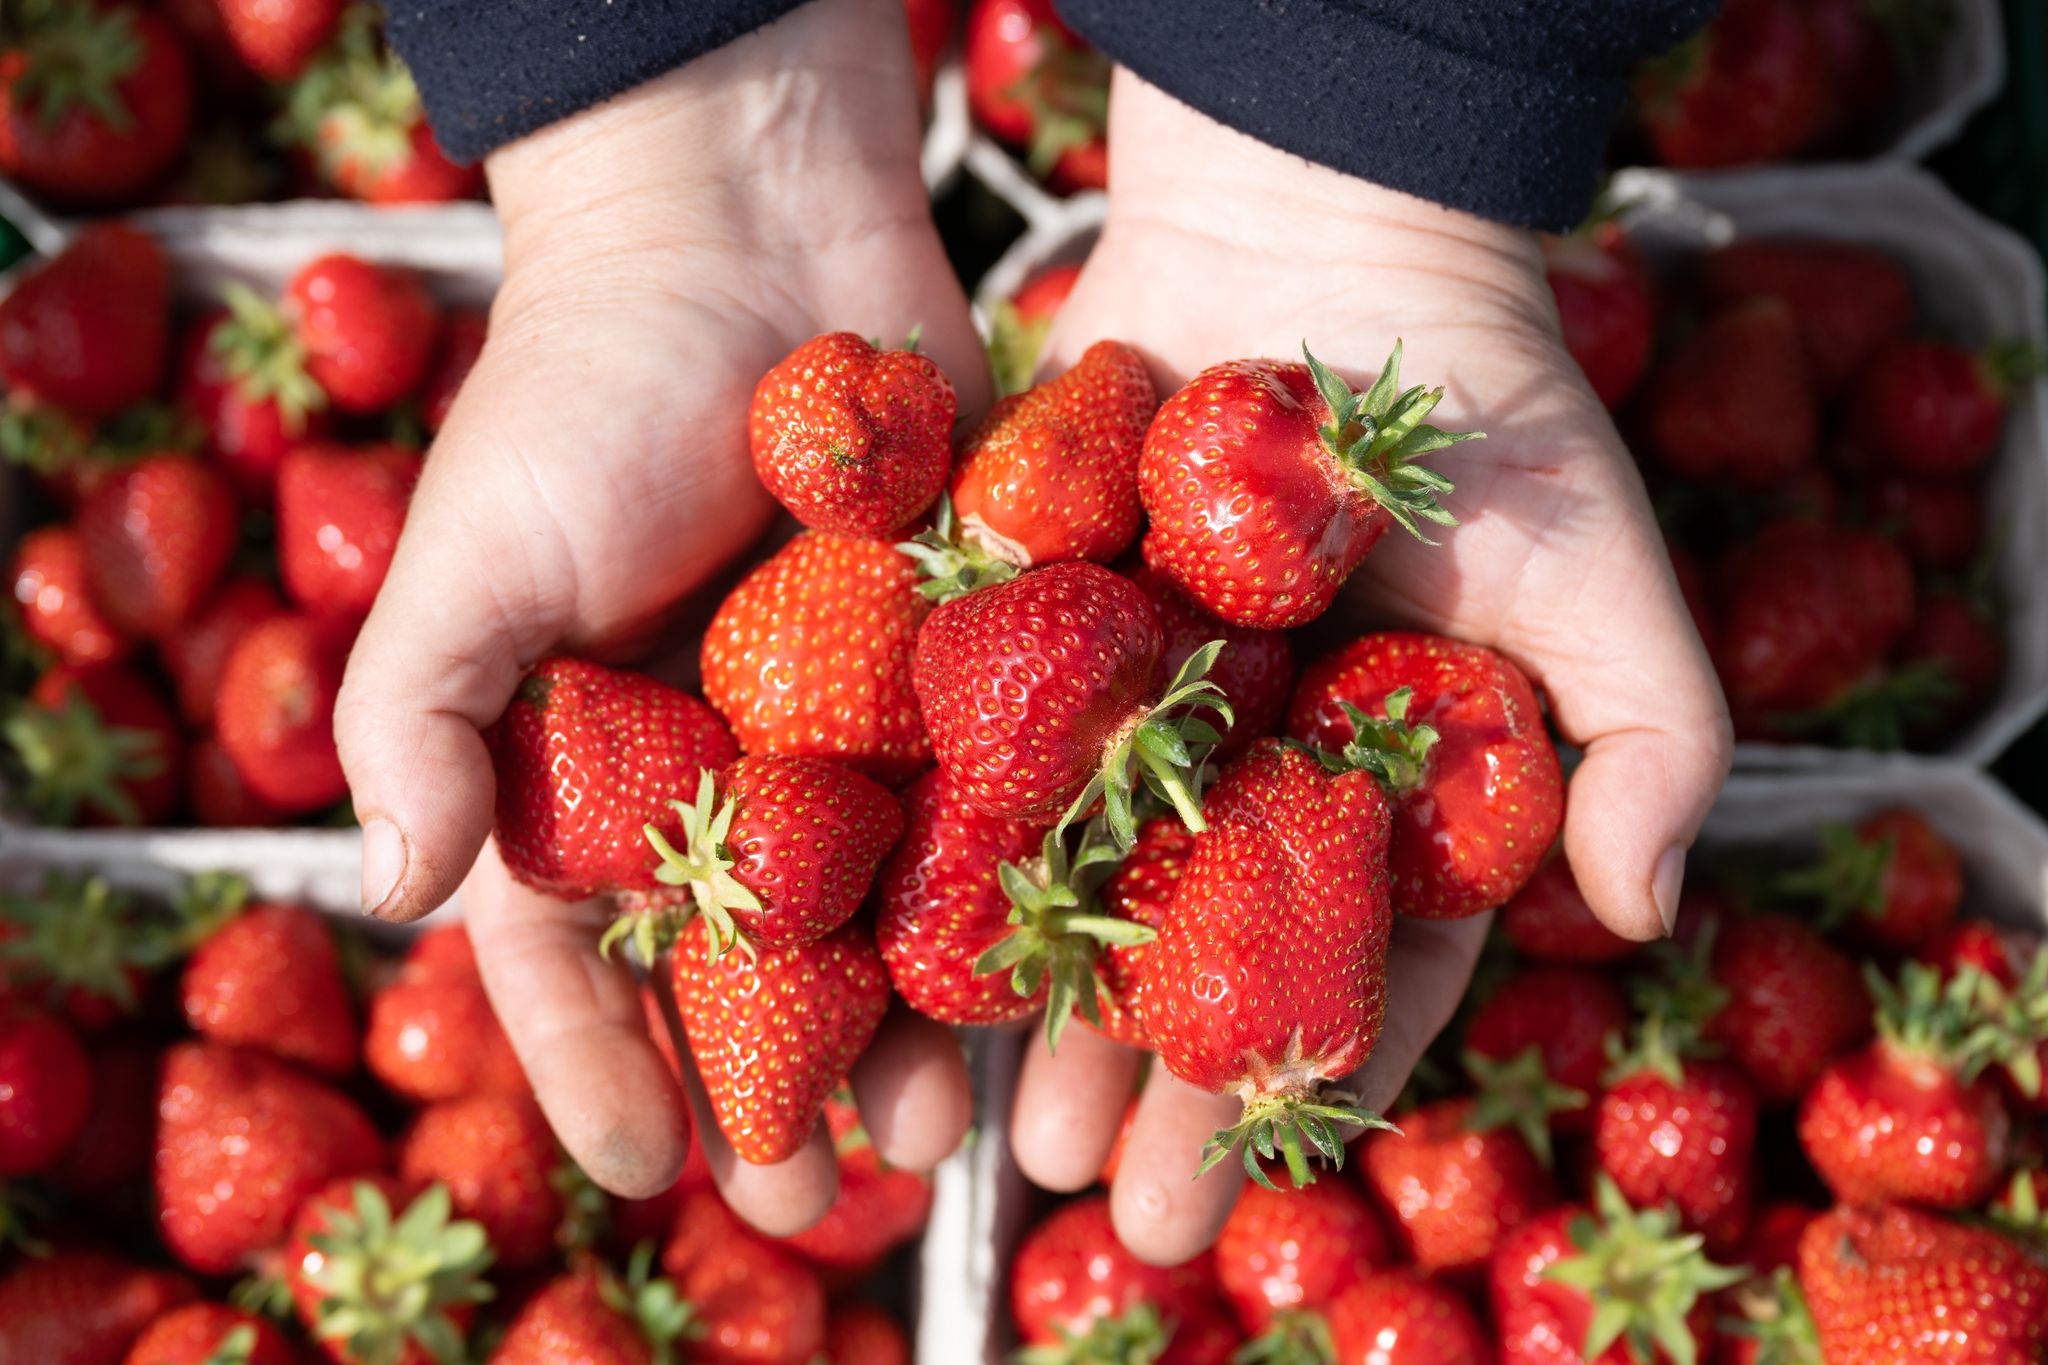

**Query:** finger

left=1349, top=913, right=1492, bottom=1114
left=461, top=846, right=690, bottom=1199
left=1109, top=1071, right=1245, bottom=1266
left=850, top=1004, right=973, bottom=1172
left=1011, top=1023, right=1145, bottom=1192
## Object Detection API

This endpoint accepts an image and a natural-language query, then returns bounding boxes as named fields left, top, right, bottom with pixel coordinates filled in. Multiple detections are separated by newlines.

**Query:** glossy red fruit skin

left=1139, top=358, right=1392, bottom=629
left=218, top=0, right=343, bottom=81
left=1646, top=299, right=1817, bottom=490
left=284, top=254, right=442, bottom=413
left=1289, top=632, right=1562, bottom=919
left=1797, top=1040, right=2012, bottom=1209
left=276, top=442, right=422, bottom=617
left=1491, top=1206, right=1721, bottom=1365
left=1845, top=340, right=2009, bottom=477
left=1499, top=858, right=1636, bottom=964
left=1465, top=966, right=1627, bottom=1132
left=1012, top=262, right=1081, bottom=323
left=420, top=307, right=487, bottom=432
left=1699, top=239, right=1913, bottom=397
left=1010, top=1195, right=1219, bottom=1348
left=78, top=452, right=238, bottom=639
left=484, top=656, right=740, bottom=900
left=46, top=1036, right=155, bottom=1194
left=1543, top=223, right=1656, bottom=409
left=399, top=1091, right=563, bottom=1272
left=1361, top=1097, right=1556, bottom=1276
left=337, top=118, right=483, bottom=203
left=29, top=662, right=184, bottom=824
left=1088, top=814, right=1195, bottom=1047
left=0, top=225, right=168, bottom=417
left=1921, top=919, right=2025, bottom=990
left=0, top=8, right=193, bottom=208
left=214, top=614, right=352, bottom=814
left=181, top=903, right=357, bottom=1076
left=0, top=1249, right=195, bottom=1365
left=825, top=1302, right=910, bottom=1365
left=1858, top=808, right=1963, bottom=952
left=177, top=309, right=335, bottom=501
left=914, top=561, right=1164, bottom=821
left=0, top=1003, right=92, bottom=1176
left=10, top=525, right=133, bottom=667
left=964, top=0, right=1106, bottom=191
left=490, top=1264, right=656, bottom=1364
left=661, top=1188, right=829, bottom=1364
left=702, top=532, right=933, bottom=783
left=1215, top=1179, right=1389, bottom=1333
left=1130, top=565, right=1293, bottom=761
left=778, top=1142, right=934, bottom=1283
left=121, top=1301, right=297, bottom=1365
left=1326, top=1269, right=1492, bottom=1365
left=365, top=925, right=528, bottom=1103
left=1595, top=1059, right=1758, bottom=1254
left=1706, top=912, right=1870, bottom=1103
left=1634, top=0, right=1823, bottom=169
left=159, top=578, right=286, bottom=728
left=188, top=733, right=286, bottom=827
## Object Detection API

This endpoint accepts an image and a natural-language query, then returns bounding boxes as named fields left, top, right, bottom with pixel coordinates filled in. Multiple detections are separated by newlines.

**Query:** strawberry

left=0, top=1001, right=92, bottom=1176
left=1289, top=631, right=1562, bottom=920
left=1894, top=590, right=2005, bottom=744
left=1645, top=300, right=1817, bottom=490
left=911, top=340, right=1155, bottom=586
left=155, top=1041, right=382, bottom=1273
left=398, top=1090, right=564, bottom=1273
left=1500, top=857, right=1637, bottom=965
left=491, top=1253, right=696, bottom=1364
left=1843, top=338, right=2034, bottom=478
left=1923, top=918, right=2028, bottom=989
left=1797, top=962, right=2013, bottom=1209
left=121, top=1304, right=295, bottom=1365
left=1543, top=222, right=1657, bottom=409
left=912, top=560, right=1229, bottom=842
left=485, top=655, right=739, bottom=900
left=159, top=577, right=286, bottom=727
left=419, top=307, right=486, bottom=433
left=702, top=531, right=932, bottom=782
left=188, top=733, right=286, bottom=827
left=217, top=0, right=343, bottom=81
left=1138, top=344, right=1479, bottom=629
left=0, top=225, right=168, bottom=418
left=1967, top=946, right=2048, bottom=1116
left=0, top=870, right=170, bottom=1029
left=620, top=755, right=903, bottom=959
left=824, top=1302, right=910, bottom=1365
left=1087, top=814, right=1195, bottom=1048
left=275, top=441, right=421, bottom=617
left=1465, top=966, right=1628, bottom=1131
left=1214, top=1177, right=1389, bottom=1337
left=9, top=525, right=131, bottom=668
left=986, top=261, right=1082, bottom=398
left=1138, top=741, right=1395, bottom=1185
left=777, top=1107, right=934, bottom=1282
left=1325, top=1269, right=1492, bottom=1364
left=365, top=925, right=527, bottom=1103
left=1698, top=239, right=1913, bottom=397
left=1781, top=808, right=1961, bottom=952
left=660, top=1188, right=829, bottom=1364
left=213, top=613, right=352, bottom=814
left=10, top=662, right=182, bottom=825
left=1491, top=1179, right=1743, bottom=1365
left=1632, top=0, right=1823, bottom=168
left=0, top=1250, right=194, bottom=1365
left=748, top=331, right=954, bottom=538
left=282, top=253, right=442, bottom=413
left=178, top=883, right=356, bottom=1076
left=1860, top=477, right=1983, bottom=574
left=77, top=451, right=237, bottom=638
left=670, top=917, right=889, bottom=1165
left=964, top=0, right=1109, bottom=192
left=1797, top=1203, right=2048, bottom=1364
left=284, top=1177, right=492, bottom=1365
left=1128, top=564, right=1294, bottom=761
left=177, top=298, right=332, bottom=501
left=1715, top=1266, right=1820, bottom=1365
left=0, top=5, right=192, bottom=207
left=1698, top=912, right=1870, bottom=1103
left=1010, top=1195, right=1235, bottom=1365
left=42, top=1034, right=153, bottom=1196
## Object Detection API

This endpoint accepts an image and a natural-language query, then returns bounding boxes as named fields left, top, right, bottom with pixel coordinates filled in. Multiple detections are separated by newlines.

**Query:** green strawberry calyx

left=1464, top=1046, right=1589, bottom=1171
left=1873, top=959, right=1999, bottom=1079
left=897, top=494, right=1023, bottom=604
left=986, top=301, right=1053, bottom=399
left=1989, top=1169, right=2048, bottom=1249
left=1543, top=1177, right=1745, bottom=1365
left=2, top=686, right=163, bottom=826
left=1776, top=659, right=1958, bottom=752
left=974, top=818, right=1153, bottom=1053
left=1603, top=1007, right=1712, bottom=1092
left=1960, top=947, right=2048, bottom=1099
left=1778, top=822, right=1896, bottom=933
left=170, top=869, right=254, bottom=949
left=1303, top=688, right=1440, bottom=795
left=612, top=770, right=762, bottom=965
left=1720, top=1267, right=1821, bottom=1365
left=1001, top=34, right=1110, bottom=178
left=1060, top=642, right=1234, bottom=851
left=1198, top=1037, right=1397, bottom=1192
left=303, top=1181, right=495, bottom=1365
left=274, top=5, right=424, bottom=185
left=14, top=1, right=142, bottom=133
left=0, top=871, right=179, bottom=1013
left=197, top=1325, right=260, bottom=1365
left=596, top=1242, right=705, bottom=1362
left=211, top=283, right=328, bottom=432
left=1016, top=1301, right=1169, bottom=1365
left=1305, top=341, right=1479, bottom=545
left=1232, top=1308, right=1337, bottom=1365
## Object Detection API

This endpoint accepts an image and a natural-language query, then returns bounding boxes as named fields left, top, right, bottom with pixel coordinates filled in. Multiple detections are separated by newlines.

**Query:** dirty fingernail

left=1652, top=843, right=1686, bottom=937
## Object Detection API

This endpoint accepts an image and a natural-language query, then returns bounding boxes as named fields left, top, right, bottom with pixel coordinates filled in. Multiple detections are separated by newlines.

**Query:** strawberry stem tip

left=0, top=871, right=179, bottom=1011
left=1015, top=1302, right=1167, bottom=1365
left=597, top=1242, right=705, bottom=1355
left=302, top=1182, right=495, bottom=1365
left=1197, top=1088, right=1395, bottom=1192
left=1721, top=1266, right=1820, bottom=1363
left=214, top=283, right=328, bottom=431
left=1777, top=822, right=1895, bottom=931
left=13, top=1, right=143, bottom=132
left=1464, top=1046, right=1588, bottom=1170
left=1543, top=1177, right=1745, bottom=1365
left=1305, top=687, right=1440, bottom=794
left=1304, top=341, right=1481, bottom=545
left=1060, top=641, right=1234, bottom=851
left=610, top=771, right=764, bottom=965
left=897, top=494, right=1023, bottom=604
left=2, top=688, right=163, bottom=826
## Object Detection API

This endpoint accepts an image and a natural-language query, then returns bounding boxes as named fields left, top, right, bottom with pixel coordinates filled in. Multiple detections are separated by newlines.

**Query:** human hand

left=1007, top=75, right=1733, bottom=1264
left=334, top=0, right=986, bottom=1229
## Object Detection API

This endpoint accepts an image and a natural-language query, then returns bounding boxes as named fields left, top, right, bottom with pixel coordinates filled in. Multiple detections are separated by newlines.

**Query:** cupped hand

left=1008, top=75, right=1732, bottom=1264
left=334, top=0, right=985, bottom=1227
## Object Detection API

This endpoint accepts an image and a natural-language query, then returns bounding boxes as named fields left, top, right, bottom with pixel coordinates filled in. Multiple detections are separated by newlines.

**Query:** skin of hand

left=1004, top=74, right=1733, bottom=1266
left=333, top=0, right=985, bottom=1230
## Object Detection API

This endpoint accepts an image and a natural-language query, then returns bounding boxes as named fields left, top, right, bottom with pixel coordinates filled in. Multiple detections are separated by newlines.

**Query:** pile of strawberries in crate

left=0, top=869, right=925, bottom=1362
left=1004, top=813, right=2048, bottom=1363
left=1544, top=223, right=2026, bottom=752
left=0, top=225, right=464, bottom=827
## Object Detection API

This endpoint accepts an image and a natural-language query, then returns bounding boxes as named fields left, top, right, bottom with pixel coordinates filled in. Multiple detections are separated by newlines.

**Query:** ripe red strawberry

left=1465, top=966, right=1628, bottom=1131
left=398, top=1090, right=563, bottom=1272
left=284, top=1177, right=491, bottom=1365
left=620, top=755, right=902, bottom=959
left=1543, top=222, right=1657, bottom=409
left=492, top=1253, right=699, bottom=1364
left=1289, top=632, right=1562, bottom=920
left=1325, top=1269, right=1491, bottom=1364
left=9, top=524, right=132, bottom=667
left=275, top=442, right=421, bottom=617
left=1798, top=962, right=2013, bottom=1209
left=1214, top=1177, right=1390, bottom=1336
left=1923, top=918, right=2028, bottom=989
left=1797, top=1203, right=2048, bottom=1364
left=671, top=917, right=889, bottom=1165
left=1138, top=344, right=1479, bottom=629
left=1843, top=338, right=2034, bottom=478
left=1632, top=0, right=1823, bottom=168
left=913, top=561, right=1229, bottom=841
left=1138, top=741, right=1395, bottom=1185
left=987, top=261, right=1083, bottom=397
left=1129, top=565, right=1294, bottom=761
left=915, top=340, right=1155, bottom=585
left=121, top=1304, right=296, bottom=1365
left=0, top=6, right=192, bottom=207
left=661, top=1188, right=828, bottom=1364
left=1807, top=0, right=1906, bottom=151
left=177, top=301, right=333, bottom=500
left=1500, top=857, right=1637, bottom=965
left=778, top=1107, right=934, bottom=1282
left=187, top=733, right=285, bottom=827
left=1698, top=912, right=1870, bottom=1103
left=1783, top=807, right=1961, bottom=951
left=419, top=307, right=487, bottom=433
left=282, top=253, right=442, bottom=414
left=178, top=884, right=356, bottom=1075
left=155, top=1041, right=382, bottom=1273
left=1894, top=591, right=2005, bottom=745
left=748, top=332, right=954, bottom=538
left=1010, top=1195, right=1235, bottom=1365
left=0, top=225, right=168, bottom=418
left=824, top=1302, right=910, bottom=1365
left=365, top=925, right=527, bottom=1103
left=159, top=577, right=286, bottom=728
left=77, top=451, right=237, bottom=639
left=1491, top=1180, right=1743, bottom=1365
left=218, top=0, right=343, bottom=80
left=45, top=1034, right=154, bottom=1195
left=1699, top=239, right=1913, bottom=397
left=1860, top=477, right=1983, bottom=574
left=964, top=0, right=1109, bottom=192
left=0, top=1001, right=92, bottom=1176
left=1595, top=1018, right=1758, bottom=1254
left=1087, top=814, right=1195, bottom=1048
left=1646, top=300, right=1817, bottom=490
left=702, top=531, right=932, bottom=782
left=0, top=870, right=168, bottom=1030
left=11, top=662, right=182, bottom=825
left=213, top=613, right=352, bottom=814
left=0, top=1250, right=193, bottom=1365
left=485, top=655, right=739, bottom=899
